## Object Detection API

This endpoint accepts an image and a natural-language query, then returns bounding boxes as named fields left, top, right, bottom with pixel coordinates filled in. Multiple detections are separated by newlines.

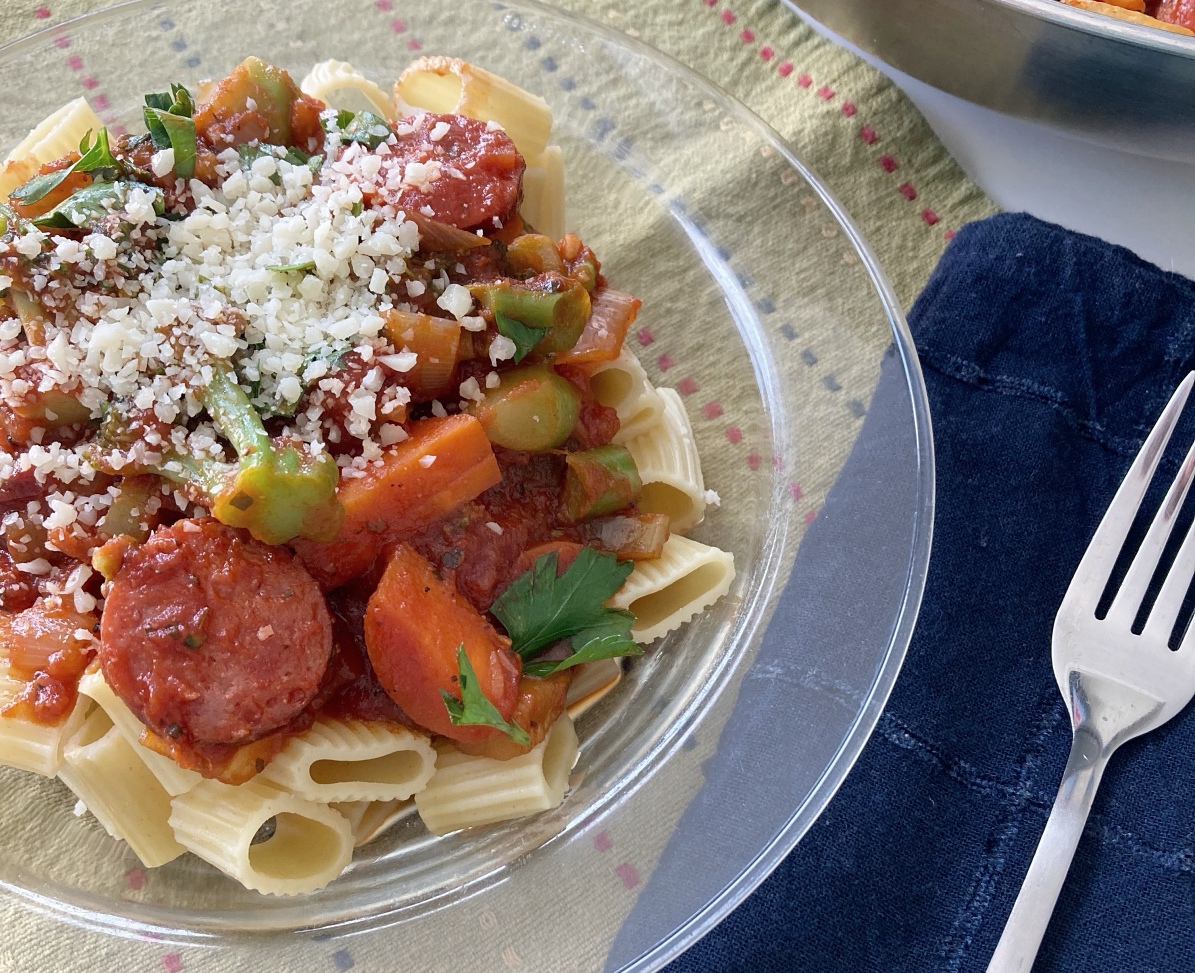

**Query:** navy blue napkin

left=665, top=213, right=1195, bottom=973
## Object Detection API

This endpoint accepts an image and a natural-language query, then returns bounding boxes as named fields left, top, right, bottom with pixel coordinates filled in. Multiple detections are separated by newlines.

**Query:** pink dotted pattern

left=699, top=1, right=956, bottom=238
left=161, top=955, right=183, bottom=973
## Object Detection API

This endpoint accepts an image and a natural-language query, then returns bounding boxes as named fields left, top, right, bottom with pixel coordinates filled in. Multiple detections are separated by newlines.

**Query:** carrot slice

left=294, top=414, right=501, bottom=589
left=364, top=543, right=521, bottom=742
left=454, top=671, right=572, bottom=760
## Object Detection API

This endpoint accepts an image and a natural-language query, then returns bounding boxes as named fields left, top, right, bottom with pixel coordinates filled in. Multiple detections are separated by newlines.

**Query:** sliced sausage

left=370, top=112, right=525, bottom=231
left=99, top=518, right=332, bottom=747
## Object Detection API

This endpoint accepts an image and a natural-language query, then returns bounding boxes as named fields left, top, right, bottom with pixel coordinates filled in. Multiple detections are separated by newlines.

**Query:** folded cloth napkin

left=665, top=212, right=1195, bottom=973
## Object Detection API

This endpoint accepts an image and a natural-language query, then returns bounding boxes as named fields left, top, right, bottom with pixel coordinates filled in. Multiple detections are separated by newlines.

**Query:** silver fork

left=987, top=372, right=1195, bottom=973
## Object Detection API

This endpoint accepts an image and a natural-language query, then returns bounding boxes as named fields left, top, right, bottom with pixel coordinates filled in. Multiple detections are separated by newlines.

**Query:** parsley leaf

left=441, top=644, right=530, bottom=744
left=523, top=634, right=641, bottom=678
left=491, top=547, right=635, bottom=659
left=10, top=128, right=121, bottom=206
left=32, top=181, right=163, bottom=229
left=144, top=83, right=196, bottom=180
left=494, top=310, right=544, bottom=363
left=238, top=144, right=323, bottom=184
left=321, top=108, right=392, bottom=149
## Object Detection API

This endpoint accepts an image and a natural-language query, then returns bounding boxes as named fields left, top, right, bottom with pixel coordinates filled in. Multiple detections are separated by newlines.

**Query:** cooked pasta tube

left=169, top=778, right=354, bottom=895
left=260, top=718, right=436, bottom=803
left=78, top=669, right=202, bottom=797
left=521, top=145, right=565, bottom=241
left=59, top=706, right=186, bottom=868
left=394, top=56, right=552, bottom=159
left=565, top=657, right=623, bottom=720
left=0, top=96, right=104, bottom=200
left=624, top=387, right=707, bottom=531
left=0, top=672, right=91, bottom=777
left=590, top=347, right=666, bottom=445
left=415, top=714, right=579, bottom=836
left=299, top=59, right=394, bottom=118
left=609, top=534, right=736, bottom=644
left=331, top=798, right=415, bottom=847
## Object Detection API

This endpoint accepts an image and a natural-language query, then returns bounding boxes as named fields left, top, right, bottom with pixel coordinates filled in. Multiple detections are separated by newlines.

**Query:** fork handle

left=986, top=725, right=1108, bottom=973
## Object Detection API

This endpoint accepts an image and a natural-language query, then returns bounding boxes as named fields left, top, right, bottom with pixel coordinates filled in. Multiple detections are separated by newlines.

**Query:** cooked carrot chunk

left=364, top=543, right=521, bottom=742
left=294, top=414, right=501, bottom=589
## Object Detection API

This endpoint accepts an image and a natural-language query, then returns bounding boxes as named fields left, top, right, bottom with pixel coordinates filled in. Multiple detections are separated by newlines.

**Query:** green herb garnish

left=144, top=83, right=196, bottom=180
left=9, top=128, right=122, bottom=206
left=523, top=634, right=640, bottom=678
left=491, top=548, right=640, bottom=674
left=267, top=258, right=317, bottom=273
left=32, top=181, right=164, bottom=229
left=320, top=108, right=391, bottom=149
left=441, top=644, right=530, bottom=744
left=238, top=143, right=323, bottom=184
left=494, top=311, right=543, bottom=364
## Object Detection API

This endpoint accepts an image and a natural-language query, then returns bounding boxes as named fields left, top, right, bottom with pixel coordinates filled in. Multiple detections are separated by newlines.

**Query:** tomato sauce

left=409, top=449, right=565, bottom=611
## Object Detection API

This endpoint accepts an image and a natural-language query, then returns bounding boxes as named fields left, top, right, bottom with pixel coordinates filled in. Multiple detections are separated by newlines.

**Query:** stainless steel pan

left=786, top=0, right=1195, bottom=161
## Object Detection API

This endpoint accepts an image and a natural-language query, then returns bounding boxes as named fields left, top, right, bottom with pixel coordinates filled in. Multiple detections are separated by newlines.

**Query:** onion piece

left=577, top=512, right=670, bottom=561
left=554, top=288, right=640, bottom=366
left=406, top=212, right=491, bottom=252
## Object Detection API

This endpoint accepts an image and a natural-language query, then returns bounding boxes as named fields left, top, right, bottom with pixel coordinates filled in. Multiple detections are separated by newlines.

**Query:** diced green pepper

left=506, top=234, right=565, bottom=276
left=196, top=57, right=301, bottom=145
left=467, top=366, right=581, bottom=451
left=470, top=276, right=591, bottom=359
left=558, top=445, right=642, bottom=525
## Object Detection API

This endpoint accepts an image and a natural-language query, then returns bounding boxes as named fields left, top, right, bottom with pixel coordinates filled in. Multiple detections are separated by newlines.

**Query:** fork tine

left=1143, top=461, right=1195, bottom=643
left=1064, top=372, right=1195, bottom=611
left=1109, top=433, right=1195, bottom=628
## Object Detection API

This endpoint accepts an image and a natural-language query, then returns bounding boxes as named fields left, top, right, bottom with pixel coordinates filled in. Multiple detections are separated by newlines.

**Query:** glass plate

left=0, top=1, right=933, bottom=970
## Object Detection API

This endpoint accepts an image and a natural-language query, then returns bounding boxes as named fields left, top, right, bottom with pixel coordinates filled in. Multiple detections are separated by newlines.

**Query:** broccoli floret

left=112, top=364, right=343, bottom=546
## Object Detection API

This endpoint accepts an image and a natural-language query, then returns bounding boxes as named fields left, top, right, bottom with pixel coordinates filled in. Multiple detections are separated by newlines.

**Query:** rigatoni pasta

left=394, top=55, right=553, bottom=158
left=78, top=670, right=203, bottom=797
left=625, top=387, right=709, bottom=531
left=169, top=778, right=354, bottom=896
left=611, top=535, right=738, bottom=644
left=58, top=706, right=186, bottom=868
left=415, top=715, right=579, bottom=836
left=0, top=96, right=103, bottom=199
left=0, top=675, right=90, bottom=777
left=521, top=145, right=565, bottom=241
left=260, top=718, right=436, bottom=803
left=591, top=347, right=667, bottom=445
left=299, top=60, right=396, bottom=119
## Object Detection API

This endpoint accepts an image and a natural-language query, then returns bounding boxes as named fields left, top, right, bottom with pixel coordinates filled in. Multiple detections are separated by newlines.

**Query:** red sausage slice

left=99, top=518, right=332, bottom=747
left=369, top=112, right=525, bottom=231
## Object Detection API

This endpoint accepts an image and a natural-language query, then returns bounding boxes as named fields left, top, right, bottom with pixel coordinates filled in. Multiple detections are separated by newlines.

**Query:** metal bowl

left=787, top=0, right=1195, bottom=162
